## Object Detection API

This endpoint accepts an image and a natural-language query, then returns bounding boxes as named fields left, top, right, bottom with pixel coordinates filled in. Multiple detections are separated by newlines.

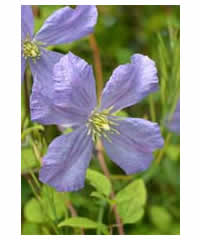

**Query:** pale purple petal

left=21, top=55, right=26, bottom=82
left=102, top=117, right=164, bottom=174
left=167, top=100, right=180, bottom=134
left=21, top=5, right=34, bottom=40
left=39, top=127, right=93, bottom=192
left=35, top=5, right=98, bottom=46
left=53, top=52, right=97, bottom=116
left=30, top=48, right=63, bottom=96
left=100, top=54, right=159, bottom=113
left=30, top=50, right=89, bottom=126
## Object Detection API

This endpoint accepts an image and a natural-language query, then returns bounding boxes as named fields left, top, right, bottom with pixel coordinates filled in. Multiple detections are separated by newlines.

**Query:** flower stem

left=96, top=140, right=124, bottom=235
left=89, top=34, right=124, bottom=234
left=66, top=200, right=85, bottom=235
left=89, top=34, right=104, bottom=102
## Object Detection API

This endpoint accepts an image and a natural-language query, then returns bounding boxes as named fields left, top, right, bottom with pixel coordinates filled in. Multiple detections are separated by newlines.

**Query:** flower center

left=86, top=107, right=119, bottom=142
left=23, top=35, right=41, bottom=62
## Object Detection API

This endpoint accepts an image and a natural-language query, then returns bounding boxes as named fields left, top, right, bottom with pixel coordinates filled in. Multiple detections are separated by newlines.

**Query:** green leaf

left=115, top=179, right=146, bottom=204
left=22, top=222, right=41, bottom=235
left=41, top=185, right=68, bottom=221
left=24, top=187, right=68, bottom=224
left=24, top=198, right=45, bottom=223
left=86, top=169, right=111, bottom=196
left=115, top=179, right=147, bottom=224
left=119, top=207, right=144, bottom=224
left=58, top=217, right=108, bottom=234
left=90, top=191, right=107, bottom=201
left=149, top=206, right=173, bottom=232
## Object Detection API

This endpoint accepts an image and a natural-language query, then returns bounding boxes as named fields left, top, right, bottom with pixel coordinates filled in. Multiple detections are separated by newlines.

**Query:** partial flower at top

left=21, top=5, right=98, bottom=82
left=167, top=100, right=180, bottom=134
left=30, top=52, right=164, bottom=192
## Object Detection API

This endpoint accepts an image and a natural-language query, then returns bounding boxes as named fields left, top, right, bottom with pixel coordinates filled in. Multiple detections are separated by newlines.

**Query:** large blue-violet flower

left=21, top=5, right=97, bottom=82
left=167, top=100, right=180, bottom=134
left=31, top=52, right=164, bottom=192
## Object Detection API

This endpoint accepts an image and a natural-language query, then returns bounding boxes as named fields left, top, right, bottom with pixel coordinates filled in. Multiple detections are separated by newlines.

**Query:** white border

left=4, top=0, right=200, bottom=240
left=20, top=0, right=181, bottom=6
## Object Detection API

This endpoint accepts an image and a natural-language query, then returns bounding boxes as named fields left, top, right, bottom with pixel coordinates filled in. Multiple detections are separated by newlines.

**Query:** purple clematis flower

left=21, top=5, right=98, bottom=82
left=30, top=52, right=164, bottom=192
left=167, top=100, right=180, bottom=134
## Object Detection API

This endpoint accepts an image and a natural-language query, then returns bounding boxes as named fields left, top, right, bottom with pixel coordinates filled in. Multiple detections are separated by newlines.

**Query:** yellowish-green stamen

left=87, top=107, right=120, bottom=142
left=23, top=35, right=41, bottom=62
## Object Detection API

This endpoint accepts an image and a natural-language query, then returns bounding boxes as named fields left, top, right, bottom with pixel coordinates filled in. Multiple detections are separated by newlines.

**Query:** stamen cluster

left=23, top=35, right=41, bottom=62
left=86, top=107, right=119, bottom=142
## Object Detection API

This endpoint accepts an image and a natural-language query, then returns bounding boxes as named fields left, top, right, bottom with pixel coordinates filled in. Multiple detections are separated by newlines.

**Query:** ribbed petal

left=39, top=127, right=93, bottom=192
left=167, top=100, right=180, bottom=134
left=21, top=55, right=26, bottom=82
left=53, top=52, right=97, bottom=117
left=35, top=5, right=98, bottom=46
left=21, top=5, right=34, bottom=40
left=30, top=49, right=89, bottom=126
left=100, top=54, right=159, bottom=113
left=102, top=117, right=164, bottom=174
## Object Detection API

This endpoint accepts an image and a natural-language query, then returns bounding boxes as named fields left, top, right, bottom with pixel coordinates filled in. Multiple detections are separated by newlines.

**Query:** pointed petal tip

left=100, top=53, right=159, bottom=112
left=35, top=5, right=98, bottom=46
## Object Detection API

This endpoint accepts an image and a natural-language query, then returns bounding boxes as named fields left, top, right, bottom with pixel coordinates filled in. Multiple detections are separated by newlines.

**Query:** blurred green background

left=21, top=5, right=180, bottom=235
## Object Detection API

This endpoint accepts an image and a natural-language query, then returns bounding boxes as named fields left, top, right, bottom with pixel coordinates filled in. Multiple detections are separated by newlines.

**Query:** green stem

left=149, top=95, right=156, bottom=122
left=97, top=201, right=106, bottom=234
left=155, top=132, right=172, bottom=164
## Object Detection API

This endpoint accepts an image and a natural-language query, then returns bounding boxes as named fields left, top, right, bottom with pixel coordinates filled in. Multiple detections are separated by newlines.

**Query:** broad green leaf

left=58, top=217, right=108, bottom=234
left=115, top=179, right=146, bottom=204
left=115, top=179, right=147, bottom=224
left=86, top=169, right=111, bottom=196
left=149, top=206, right=173, bottom=232
left=118, top=206, right=144, bottom=224
left=24, top=198, right=45, bottom=223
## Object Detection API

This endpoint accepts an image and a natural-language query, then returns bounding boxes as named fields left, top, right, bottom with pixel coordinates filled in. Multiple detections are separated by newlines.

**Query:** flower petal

left=100, top=54, right=159, bottom=113
left=102, top=117, right=164, bottom=174
left=167, top=100, right=180, bottom=134
left=21, top=5, right=34, bottom=40
left=53, top=52, right=97, bottom=116
left=30, top=50, right=89, bottom=126
left=35, top=5, right=98, bottom=46
left=21, top=56, right=26, bottom=82
left=39, top=127, right=93, bottom=192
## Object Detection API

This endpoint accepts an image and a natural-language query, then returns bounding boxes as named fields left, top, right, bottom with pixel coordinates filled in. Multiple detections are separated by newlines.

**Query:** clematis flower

left=167, top=100, right=180, bottom=134
left=31, top=52, right=164, bottom=192
left=21, top=5, right=98, bottom=82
